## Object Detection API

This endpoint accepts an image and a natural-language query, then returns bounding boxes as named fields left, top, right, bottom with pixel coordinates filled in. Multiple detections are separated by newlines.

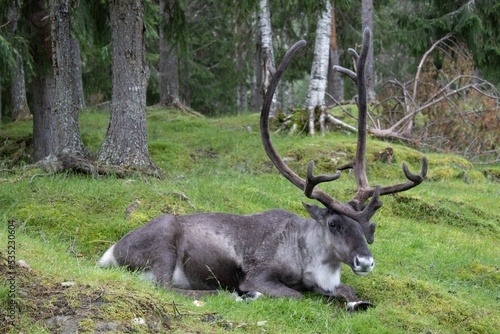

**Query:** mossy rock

left=426, top=153, right=473, bottom=170
left=481, top=167, right=500, bottom=181
left=427, top=166, right=455, bottom=181
left=457, top=170, right=485, bottom=183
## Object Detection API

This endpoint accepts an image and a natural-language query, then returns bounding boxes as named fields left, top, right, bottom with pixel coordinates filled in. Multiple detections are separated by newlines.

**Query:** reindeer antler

left=261, top=30, right=426, bottom=244
left=334, top=28, right=428, bottom=209
left=260, top=40, right=381, bottom=243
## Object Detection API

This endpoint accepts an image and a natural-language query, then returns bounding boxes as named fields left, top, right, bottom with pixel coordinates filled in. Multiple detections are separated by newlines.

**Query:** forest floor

left=1, top=108, right=499, bottom=333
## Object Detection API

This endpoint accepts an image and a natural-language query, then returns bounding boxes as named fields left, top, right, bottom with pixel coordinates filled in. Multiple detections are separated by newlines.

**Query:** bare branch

left=412, top=34, right=454, bottom=102
left=324, top=113, right=357, bottom=133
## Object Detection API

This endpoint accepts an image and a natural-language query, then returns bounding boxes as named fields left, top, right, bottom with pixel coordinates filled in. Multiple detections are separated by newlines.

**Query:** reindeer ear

left=302, top=202, right=329, bottom=225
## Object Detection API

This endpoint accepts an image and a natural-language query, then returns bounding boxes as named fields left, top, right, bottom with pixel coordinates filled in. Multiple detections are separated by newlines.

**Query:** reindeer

left=98, top=28, right=427, bottom=311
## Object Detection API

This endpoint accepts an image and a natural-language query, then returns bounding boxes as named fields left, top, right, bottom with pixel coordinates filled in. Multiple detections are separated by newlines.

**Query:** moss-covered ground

left=0, top=108, right=498, bottom=333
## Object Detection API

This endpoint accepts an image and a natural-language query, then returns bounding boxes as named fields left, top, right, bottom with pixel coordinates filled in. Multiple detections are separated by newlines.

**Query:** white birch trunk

left=304, top=2, right=332, bottom=136
left=257, top=0, right=277, bottom=117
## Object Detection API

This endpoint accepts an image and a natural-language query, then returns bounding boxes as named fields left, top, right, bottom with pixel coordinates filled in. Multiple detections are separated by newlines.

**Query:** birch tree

left=256, top=0, right=277, bottom=117
left=304, top=1, right=331, bottom=136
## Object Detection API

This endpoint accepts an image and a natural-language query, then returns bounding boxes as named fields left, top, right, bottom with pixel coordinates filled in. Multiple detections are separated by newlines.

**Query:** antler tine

left=335, top=27, right=427, bottom=211
left=378, top=156, right=428, bottom=196
left=304, top=161, right=341, bottom=198
left=329, top=27, right=383, bottom=242
left=355, top=185, right=382, bottom=244
left=348, top=156, right=428, bottom=207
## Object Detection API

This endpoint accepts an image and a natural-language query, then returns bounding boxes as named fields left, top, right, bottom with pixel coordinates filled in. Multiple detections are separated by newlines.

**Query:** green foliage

left=0, top=35, right=17, bottom=81
left=394, top=0, right=500, bottom=83
left=73, top=0, right=112, bottom=104
left=1, top=109, right=499, bottom=332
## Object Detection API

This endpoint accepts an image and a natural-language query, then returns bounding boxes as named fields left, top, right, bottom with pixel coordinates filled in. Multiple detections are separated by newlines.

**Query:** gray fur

left=98, top=205, right=374, bottom=307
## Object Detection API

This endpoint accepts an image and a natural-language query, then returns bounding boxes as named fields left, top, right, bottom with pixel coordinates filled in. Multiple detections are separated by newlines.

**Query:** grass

left=0, top=108, right=499, bottom=333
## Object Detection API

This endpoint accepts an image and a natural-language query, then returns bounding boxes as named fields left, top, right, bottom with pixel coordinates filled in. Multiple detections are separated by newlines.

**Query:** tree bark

left=11, top=55, right=31, bottom=120
left=304, top=1, right=332, bottom=136
left=71, top=36, right=86, bottom=110
left=99, top=0, right=157, bottom=171
left=251, top=19, right=262, bottom=112
left=361, top=0, right=376, bottom=103
left=257, top=0, right=277, bottom=117
left=159, top=0, right=180, bottom=106
left=237, top=85, right=248, bottom=114
left=28, top=0, right=59, bottom=161
left=32, top=74, right=59, bottom=161
left=50, top=0, right=89, bottom=157
left=8, top=0, right=30, bottom=121
left=327, top=3, right=344, bottom=104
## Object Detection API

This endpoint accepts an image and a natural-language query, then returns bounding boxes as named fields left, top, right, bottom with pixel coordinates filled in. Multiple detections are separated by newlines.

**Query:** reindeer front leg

left=334, top=284, right=374, bottom=312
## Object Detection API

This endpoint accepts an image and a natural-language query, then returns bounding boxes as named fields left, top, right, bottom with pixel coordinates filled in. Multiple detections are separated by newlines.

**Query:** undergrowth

left=0, top=108, right=499, bottom=333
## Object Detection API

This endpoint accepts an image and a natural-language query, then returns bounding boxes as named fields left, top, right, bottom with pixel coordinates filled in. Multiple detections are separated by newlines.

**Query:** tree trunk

left=8, top=0, right=30, bottom=121
left=257, top=0, right=277, bottom=117
left=99, top=0, right=157, bottom=171
left=32, top=74, right=58, bottom=161
left=251, top=22, right=262, bottom=112
left=361, top=0, right=376, bottom=103
left=50, top=0, right=88, bottom=157
left=11, top=55, right=31, bottom=120
left=289, top=81, right=295, bottom=109
left=28, top=0, right=59, bottom=161
left=327, top=3, right=344, bottom=104
left=71, top=37, right=86, bottom=110
left=159, top=0, right=180, bottom=106
left=237, top=85, right=248, bottom=114
left=304, top=1, right=332, bottom=136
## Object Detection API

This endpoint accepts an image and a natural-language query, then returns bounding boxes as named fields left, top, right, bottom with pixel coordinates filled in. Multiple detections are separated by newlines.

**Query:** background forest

left=1, top=1, right=499, bottom=333
left=0, top=0, right=499, bottom=167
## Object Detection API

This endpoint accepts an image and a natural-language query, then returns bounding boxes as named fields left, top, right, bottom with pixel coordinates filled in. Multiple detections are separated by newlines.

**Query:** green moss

left=480, top=166, right=500, bottom=181
left=457, top=170, right=486, bottom=183
left=427, top=166, right=455, bottom=180
left=426, top=153, right=473, bottom=169
left=386, top=194, right=499, bottom=233
left=1, top=107, right=499, bottom=333
left=77, top=318, right=95, bottom=332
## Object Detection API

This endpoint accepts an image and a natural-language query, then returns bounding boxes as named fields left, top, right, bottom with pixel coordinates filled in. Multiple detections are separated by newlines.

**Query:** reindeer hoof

left=241, top=291, right=263, bottom=301
left=346, top=301, right=374, bottom=312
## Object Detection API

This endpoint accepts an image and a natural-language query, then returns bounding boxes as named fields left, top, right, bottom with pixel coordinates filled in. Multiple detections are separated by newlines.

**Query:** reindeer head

left=260, top=29, right=427, bottom=245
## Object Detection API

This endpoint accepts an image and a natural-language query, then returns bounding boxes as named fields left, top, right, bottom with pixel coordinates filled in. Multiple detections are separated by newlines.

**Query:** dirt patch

left=0, top=251, right=175, bottom=333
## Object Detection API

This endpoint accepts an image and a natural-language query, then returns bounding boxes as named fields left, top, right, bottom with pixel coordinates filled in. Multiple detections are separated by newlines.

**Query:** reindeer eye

left=328, top=219, right=339, bottom=228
